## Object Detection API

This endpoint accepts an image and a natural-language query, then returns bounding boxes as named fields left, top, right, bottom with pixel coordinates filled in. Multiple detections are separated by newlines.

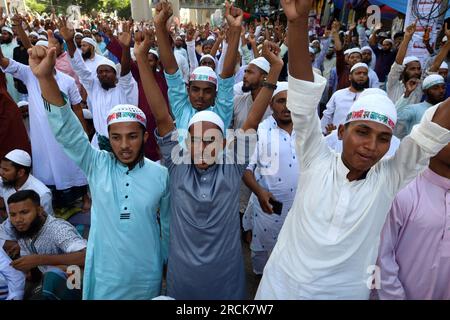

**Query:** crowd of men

left=0, top=0, right=449, bottom=300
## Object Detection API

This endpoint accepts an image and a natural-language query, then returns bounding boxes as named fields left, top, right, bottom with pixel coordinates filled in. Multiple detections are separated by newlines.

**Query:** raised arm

left=12, top=14, right=32, bottom=49
left=429, top=23, right=450, bottom=73
left=221, top=1, right=243, bottom=79
left=395, top=22, right=416, bottom=65
left=134, top=29, right=174, bottom=136
left=242, top=41, right=283, bottom=131
left=58, top=17, right=76, bottom=58
left=154, top=1, right=178, bottom=75
left=117, top=22, right=132, bottom=77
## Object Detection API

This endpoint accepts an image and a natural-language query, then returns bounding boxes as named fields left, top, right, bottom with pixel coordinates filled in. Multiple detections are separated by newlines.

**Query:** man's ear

left=337, top=124, right=346, bottom=141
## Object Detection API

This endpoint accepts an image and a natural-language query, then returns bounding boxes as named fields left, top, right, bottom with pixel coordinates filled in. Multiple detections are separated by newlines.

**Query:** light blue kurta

left=395, top=101, right=432, bottom=139
left=44, top=96, right=170, bottom=300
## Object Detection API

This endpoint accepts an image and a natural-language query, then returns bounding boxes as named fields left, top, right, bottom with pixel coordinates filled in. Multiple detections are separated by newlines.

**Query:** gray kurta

left=157, top=129, right=250, bottom=300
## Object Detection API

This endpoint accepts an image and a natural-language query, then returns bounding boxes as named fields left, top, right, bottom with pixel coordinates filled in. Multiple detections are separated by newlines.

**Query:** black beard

left=2, top=37, right=13, bottom=44
left=101, top=82, right=115, bottom=90
left=351, top=79, right=369, bottom=92
left=427, top=95, right=445, bottom=105
left=82, top=51, right=92, bottom=60
left=363, top=58, right=372, bottom=64
left=1, top=178, right=16, bottom=188
left=326, top=53, right=334, bottom=59
left=277, top=118, right=292, bottom=125
left=242, top=82, right=258, bottom=93
left=13, top=215, right=45, bottom=239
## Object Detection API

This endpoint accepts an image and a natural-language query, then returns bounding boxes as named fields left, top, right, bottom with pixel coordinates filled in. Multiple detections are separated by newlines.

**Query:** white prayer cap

left=359, top=88, right=388, bottom=99
left=382, top=38, right=394, bottom=45
left=200, top=54, right=217, bottom=65
left=272, top=81, right=288, bottom=98
left=149, top=49, right=159, bottom=59
left=422, top=74, right=445, bottom=90
left=97, top=58, right=118, bottom=74
left=82, top=108, right=93, bottom=119
left=83, top=29, right=91, bottom=33
left=2, top=26, right=13, bottom=35
left=54, top=29, right=60, bottom=34
left=350, top=62, right=368, bottom=73
left=345, top=94, right=397, bottom=131
left=360, top=46, right=372, bottom=53
left=311, top=40, right=320, bottom=45
left=74, top=32, right=83, bottom=38
left=4, top=149, right=31, bottom=167
left=179, top=31, right=186, bottom=36
left=365, top=29, right=372, bottom=37
left=107, top=104, right=147, bottom=128
left=35, top=40, right=48, bottom=48
left=188, top=110, right=225, bottom=134
left=38, top=35, right=47, bottom=40
left=308, top=47, right=315, bottom=55
left=402, top=56, right=420, bottom=67
left=443, top=36, right=448, bottom=43
left=440, top=61, right=448, bottom=70
left=344, top=49, right=351, bottom=55
left=207, top=35, right=215, bottom=41
left=189, top=66, right=218, bottom=86
left=29, top=31, right=39, bottom=38
left=175, top=35, right=182, bottom=41
left=249, top=57, right=270, bottom=74
left=17, top=101, right=28, bottom=108
left=81, top=37, right=97, bottom=48
left=347, top=47, right=362, bottom=56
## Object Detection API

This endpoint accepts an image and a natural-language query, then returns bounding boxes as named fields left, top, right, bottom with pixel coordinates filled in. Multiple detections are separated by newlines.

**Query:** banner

left=404, top=0, right=447, bottom=65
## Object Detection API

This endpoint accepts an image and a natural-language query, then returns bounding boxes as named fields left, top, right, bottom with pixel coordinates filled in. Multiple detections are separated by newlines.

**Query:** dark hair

left=7, top=190, right=40, bottom=206
left=393, top=32, right=404, bottom=40
left=53, top=33, right=64, bottom=45
left=1, top=157, right=31, bottom=175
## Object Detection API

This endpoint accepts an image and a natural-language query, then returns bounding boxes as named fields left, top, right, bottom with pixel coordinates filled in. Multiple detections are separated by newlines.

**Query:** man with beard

left=27, top=41, right=170, bottom=300
left=74, top=32, right=83, bottom=54
left=0, top=39, right=89, bottom=212
left=59, top=23, right=138, bottom=150
left=7, top=190, right=86, bottom=300
left=0, top=150, right=53, bottom=265
left=241, top=82, right=300, bottom=276
left=360, top=46, right=376, bottom=70
left=321, top=63, right=369, bottom=134
left=174, top=35, right=188, bottom=62
left=233, top=57, right=272, bottom=130
left=394, top=74, right=447, bottom=139
left=1, top=26, right=19, bottom=102
left=386, top=22, right=447, bottom=105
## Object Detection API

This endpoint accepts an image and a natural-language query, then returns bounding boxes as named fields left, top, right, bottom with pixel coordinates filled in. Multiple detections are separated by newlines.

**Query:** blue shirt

left=396, top=101, right=432, bottom=139
left=44, top=95, right=170, bottom=300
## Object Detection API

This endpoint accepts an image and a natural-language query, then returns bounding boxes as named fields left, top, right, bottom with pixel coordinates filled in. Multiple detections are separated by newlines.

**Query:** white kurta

left=243, top=116, right=299, bottom=272
left=1, top=41, right=20, bottom=102
left=0, top=248, right=25, bottom=300
left=1, top=59, right=87, bottom=190
left=232, top=88, right=272, bottom=130
left=256, top=73, right=450, bottom=300
left=83, top=53, right=107, bottom=75
left=70, top=50, right=138, bottom=138
left=320, top=87, right=362, bottom=134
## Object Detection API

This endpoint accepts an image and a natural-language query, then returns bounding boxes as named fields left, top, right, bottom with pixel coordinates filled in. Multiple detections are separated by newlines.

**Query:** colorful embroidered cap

left=345, top=94, right=397, bottom=131
left=190, top=66, right=218, bottom=86
left=107, top=104, right=147, bottom=128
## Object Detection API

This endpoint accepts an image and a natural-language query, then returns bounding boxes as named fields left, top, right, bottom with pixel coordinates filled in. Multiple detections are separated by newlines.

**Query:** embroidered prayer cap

left=402, top=56, right=420, bottom=67
left=272, top=82, right=288, bottom=98
left=350, top=62, right=369, bottom=74
left=345, top=94, right=397, bottom=132
left=97, top=58, right=118, bottom=74
left=422, top=74, right=445, bottom=90
left=107, top=104, right=147, bottom=128
left=359, top=88, right=388, bottom=99
left=188, top=110, right=225, bottom=134
left=249, top=57, right=270, bottom=74
left=5, top=149, right=31, bottom=167
left=189, top=66, right=218, bottom=86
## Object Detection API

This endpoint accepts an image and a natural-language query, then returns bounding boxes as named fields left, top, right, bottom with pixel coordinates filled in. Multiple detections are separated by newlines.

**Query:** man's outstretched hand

left=28, top=36, right=56, bottom=79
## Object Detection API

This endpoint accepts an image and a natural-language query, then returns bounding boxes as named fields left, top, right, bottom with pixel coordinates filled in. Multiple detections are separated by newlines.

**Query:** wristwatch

left=261, top=81, right=277, bottom=90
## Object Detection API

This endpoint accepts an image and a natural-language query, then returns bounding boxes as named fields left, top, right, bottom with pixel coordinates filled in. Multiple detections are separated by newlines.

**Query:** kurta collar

left=423, top=167, right=450, bottom=190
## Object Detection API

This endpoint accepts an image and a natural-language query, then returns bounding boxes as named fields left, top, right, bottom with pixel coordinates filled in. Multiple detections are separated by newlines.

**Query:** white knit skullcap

left=97, top=58, right=118, bottom=74
left=5, top=149, right=31, bottom=167
left=199, top=54, right=217, bottom=66
left=74, top=32, right=83, bottom=38
left=81, top=37, right=97, bottom=48
left=402, top=56, right=420, bottom=67
left=422, top=74, right=445, bottom=90
left=107, top=104, right=147, bottom=128
left=29, top=31, right=39, bottom=38
left=360, top=46, right=372, bottom=53
left=347, top=47, right=362, bottom=56
left=2, top=26, right=13, bottom=35
left=149, top=49, right=159, bottom=59
left=350, top=62, right=368, bottom=73
left=35, top=40, right=48, bottom=48
left=249, top=57, right=270, bottom=74
left=188, top=110, right=225, bottom=134
left=443, top=36, right=448, bottom=43
left=16, top=101, right=28, bottom=108
left=272, top=81, right=288, bottom=98
left=440, top=61, right=448, bottom=70
left=383, top=38, right=394, bottom=45
left=38, top=35, right=47, bottom=40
